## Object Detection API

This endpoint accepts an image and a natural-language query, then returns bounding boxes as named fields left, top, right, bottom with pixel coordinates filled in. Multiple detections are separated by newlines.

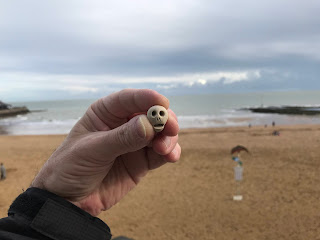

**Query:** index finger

left=91, top=89, right=169, bottom=129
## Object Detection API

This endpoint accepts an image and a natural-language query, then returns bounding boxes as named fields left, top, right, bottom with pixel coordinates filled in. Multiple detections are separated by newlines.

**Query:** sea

left=1, top=90, right=320, bottom=135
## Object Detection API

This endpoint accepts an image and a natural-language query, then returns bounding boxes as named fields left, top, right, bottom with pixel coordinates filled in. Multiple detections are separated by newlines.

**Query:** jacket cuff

left=8, top=187, right=112, bottom=240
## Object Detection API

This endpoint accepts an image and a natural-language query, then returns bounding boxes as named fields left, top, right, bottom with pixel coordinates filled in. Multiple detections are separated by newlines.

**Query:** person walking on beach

left=0, top=163, right=6, bottom=180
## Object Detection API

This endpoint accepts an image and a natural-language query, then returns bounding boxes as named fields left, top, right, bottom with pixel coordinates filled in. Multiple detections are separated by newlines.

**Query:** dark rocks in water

left=0, top=106, right=30, bottom=118
left=244, top=106, right=320, bottom=115
left=0, top=100, right=30, bottom=118
left=0, top=101, right=12, bottom=110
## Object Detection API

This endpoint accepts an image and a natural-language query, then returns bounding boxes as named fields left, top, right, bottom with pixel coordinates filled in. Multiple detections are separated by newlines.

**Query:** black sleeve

left=0, top=188, right=112, bottom=240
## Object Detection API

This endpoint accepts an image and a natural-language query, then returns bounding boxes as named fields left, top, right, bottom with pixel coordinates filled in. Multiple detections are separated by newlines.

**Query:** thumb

left=98, top=115, right=155, bottom=158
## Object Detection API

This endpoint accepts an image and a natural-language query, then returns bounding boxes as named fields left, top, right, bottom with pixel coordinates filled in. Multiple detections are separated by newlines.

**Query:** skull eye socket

left=152, top=110, right=157, bottom=117
left=160, top=111, right=165, bottom=117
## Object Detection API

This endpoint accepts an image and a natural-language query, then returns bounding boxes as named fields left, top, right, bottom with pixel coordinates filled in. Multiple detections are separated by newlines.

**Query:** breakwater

left=244, top=106, right=320, bottom=115
left=0, top=107, right=30, bottom=118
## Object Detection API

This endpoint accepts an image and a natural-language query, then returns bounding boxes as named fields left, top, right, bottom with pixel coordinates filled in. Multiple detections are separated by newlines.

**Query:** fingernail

left=164, top=96, right=169, bottom=105
left=137, top=116, right=147, bottom=138
left=171, top=148, right=177, bottom=157
left=163, top=137, right=171, bottom=148
left=137, top=115, right=154, bottom=139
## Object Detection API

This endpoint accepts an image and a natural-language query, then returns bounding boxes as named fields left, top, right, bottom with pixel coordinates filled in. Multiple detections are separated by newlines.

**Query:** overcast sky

left=1, top=0, right=320, bottom=101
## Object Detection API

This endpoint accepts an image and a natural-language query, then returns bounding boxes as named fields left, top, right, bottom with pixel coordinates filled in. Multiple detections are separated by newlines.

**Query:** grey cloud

left=0, top=0, right=320, bottom=99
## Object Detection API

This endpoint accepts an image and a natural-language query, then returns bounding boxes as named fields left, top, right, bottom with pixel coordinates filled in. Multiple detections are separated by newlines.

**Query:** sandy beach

left=0, top=125, right=319, bottom=240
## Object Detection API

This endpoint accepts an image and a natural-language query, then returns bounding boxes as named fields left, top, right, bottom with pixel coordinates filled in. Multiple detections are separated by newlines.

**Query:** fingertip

left=167, top=109, right=178, bottom=121
left=140, top=89, right=170, bottom=109
left=163, top=114, right=179, bottom=136
left=153, top=135, right=170, bottom=155
left=164, top=143, right=181, bottom=163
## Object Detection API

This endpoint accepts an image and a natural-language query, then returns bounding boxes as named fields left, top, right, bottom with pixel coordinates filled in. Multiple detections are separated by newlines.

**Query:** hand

left=31, top=89, right=181, bottom=216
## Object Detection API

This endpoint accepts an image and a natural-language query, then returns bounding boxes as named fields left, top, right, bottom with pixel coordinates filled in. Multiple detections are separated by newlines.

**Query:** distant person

left=0, top=89, right=180, bottom=240
left=272, top=130, right=280, bottom=136
left=272, top=121, right=275, bottom=127
left=0, top=163, right=6, bottom=180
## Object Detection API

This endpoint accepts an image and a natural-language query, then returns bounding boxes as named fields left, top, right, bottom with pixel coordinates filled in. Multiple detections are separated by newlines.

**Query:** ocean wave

left=177, top=114, right=256, bottom=129
left=0, top=118, right=78, bottom=135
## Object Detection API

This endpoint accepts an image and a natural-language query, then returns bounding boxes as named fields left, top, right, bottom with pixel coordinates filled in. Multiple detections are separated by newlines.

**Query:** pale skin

left=31, top=89, right=181, bottom=217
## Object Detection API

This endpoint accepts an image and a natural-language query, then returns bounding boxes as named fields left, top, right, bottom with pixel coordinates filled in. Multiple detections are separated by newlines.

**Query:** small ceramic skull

left=147, top=105, right=169, bottom=132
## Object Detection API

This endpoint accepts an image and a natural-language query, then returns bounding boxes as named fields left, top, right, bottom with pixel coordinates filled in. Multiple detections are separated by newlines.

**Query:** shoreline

left=0, top=122, right=320, bottom=136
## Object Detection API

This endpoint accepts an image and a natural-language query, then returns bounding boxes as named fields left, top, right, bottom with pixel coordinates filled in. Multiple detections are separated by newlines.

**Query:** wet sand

left=0, top=125, right=319, bottom=239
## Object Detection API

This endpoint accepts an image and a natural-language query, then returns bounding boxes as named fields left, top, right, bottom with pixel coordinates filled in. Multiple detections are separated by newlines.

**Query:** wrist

left=9, top=188, right=111, bottom=239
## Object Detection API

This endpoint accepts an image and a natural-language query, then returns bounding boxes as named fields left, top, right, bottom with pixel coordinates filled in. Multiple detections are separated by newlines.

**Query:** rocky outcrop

left=0, top=107, right=30, bottom=118
left=244, top=106, right=320, bottom=115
